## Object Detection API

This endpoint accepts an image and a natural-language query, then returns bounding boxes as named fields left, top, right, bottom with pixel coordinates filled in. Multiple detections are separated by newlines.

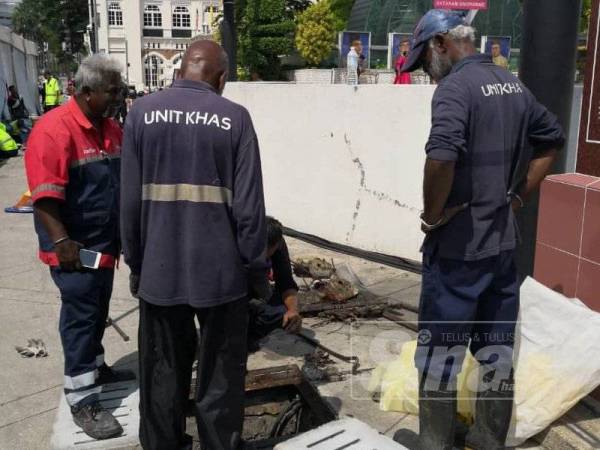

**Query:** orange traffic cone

left=5, top=190, right=33, bottom=213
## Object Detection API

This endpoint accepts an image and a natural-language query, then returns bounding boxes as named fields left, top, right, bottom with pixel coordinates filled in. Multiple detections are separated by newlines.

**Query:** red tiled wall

left=534, top=173, right=600, bottom=311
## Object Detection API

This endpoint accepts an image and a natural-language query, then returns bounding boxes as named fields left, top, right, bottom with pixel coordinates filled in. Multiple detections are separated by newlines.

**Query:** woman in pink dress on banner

left=394, top=39, right=412, bottom=84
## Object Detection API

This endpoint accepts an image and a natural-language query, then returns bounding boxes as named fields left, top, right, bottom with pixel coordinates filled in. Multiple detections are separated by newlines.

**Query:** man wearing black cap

left=394, top=9, right=565, bottom=450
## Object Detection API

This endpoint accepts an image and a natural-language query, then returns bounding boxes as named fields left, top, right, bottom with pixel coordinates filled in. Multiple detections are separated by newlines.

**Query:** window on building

left=144, top=55, right=164, bottom=88
left=172, top=6, right=191, bottom=28
left=144, top=4, right=162, bottom=27
left=108, top=2, right=123, bottom=26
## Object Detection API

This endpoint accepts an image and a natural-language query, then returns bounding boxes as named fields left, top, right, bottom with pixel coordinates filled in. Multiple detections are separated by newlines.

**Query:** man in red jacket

left=25, top=53, right=134, bottom=441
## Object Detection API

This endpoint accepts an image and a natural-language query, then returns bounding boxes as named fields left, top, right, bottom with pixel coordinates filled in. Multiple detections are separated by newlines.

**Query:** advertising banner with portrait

left=338, top=31, right=371, bottom=69
left=481, top=35, right=512, bottom=69
left=387, top=33, right=412, bottom=70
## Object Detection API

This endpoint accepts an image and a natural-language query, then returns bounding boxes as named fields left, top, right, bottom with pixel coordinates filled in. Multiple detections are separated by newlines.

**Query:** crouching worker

left=24, top=54, right=135, bottom=441
left=248, top=217, right=303, bottom=350
left=0, top=122, right=19, bottom=158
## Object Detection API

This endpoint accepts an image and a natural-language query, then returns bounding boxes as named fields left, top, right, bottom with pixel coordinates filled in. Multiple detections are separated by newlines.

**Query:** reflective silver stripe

left=64, top=369, right=98, bottom=390
left=142, top=183, right=232, bottom=206
left=65, top=386, right=102, bottom=406
left=70, top=154, right=120, bottom=169
left=31, top=183, right=65, bottom=197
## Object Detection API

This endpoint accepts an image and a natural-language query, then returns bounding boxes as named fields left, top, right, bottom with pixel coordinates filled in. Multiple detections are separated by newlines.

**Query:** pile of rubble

left=292, top=258, right=390, bottom=324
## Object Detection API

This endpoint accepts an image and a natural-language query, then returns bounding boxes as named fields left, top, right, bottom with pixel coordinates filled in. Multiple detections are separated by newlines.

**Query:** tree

left=286, top=0, right=312, bottom=14
left=12, top=0, right=88, bottom=70
left=581, top=0, right=592, bottom=32
left=329, top=0, right=355, bottom=31
left=295, top=0, right=337, bottom=67
left=238, top=0, right=296, bottom=79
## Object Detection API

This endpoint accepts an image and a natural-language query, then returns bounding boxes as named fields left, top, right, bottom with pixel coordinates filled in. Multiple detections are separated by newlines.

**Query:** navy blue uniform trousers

left=415, top=250, right=519, bottom=388
left=248, top=292, right=287, bottom=343
left=138, top=297, right=249, bottom=450
left=50, top=268, right=114, bottom=406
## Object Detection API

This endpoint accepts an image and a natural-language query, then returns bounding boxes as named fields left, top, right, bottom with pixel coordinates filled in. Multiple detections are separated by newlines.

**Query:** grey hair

left=447, top=24, right=476, bottom=43
left=429, top=24, right=476, bottom=48
left=75, top=53, right=123, bottom=94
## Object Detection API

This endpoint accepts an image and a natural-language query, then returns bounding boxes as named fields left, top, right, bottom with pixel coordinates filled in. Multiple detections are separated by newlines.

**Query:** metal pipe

left=516, top=0, right=582, bottom=277
left=221, top=0, right=237, bottom=81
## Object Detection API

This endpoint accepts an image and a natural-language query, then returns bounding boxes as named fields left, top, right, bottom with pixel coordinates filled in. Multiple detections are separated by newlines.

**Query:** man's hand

left=54, top=239, right=83, bottom=272
left=129, top=273, right=140, bottom=298
left=421, top=202, right=469, bottom=234
left=511, top=198, right=523, bottom=213
left=282, top=307, right=302, bottom=334
left=282, top=290, right=302, bottom=334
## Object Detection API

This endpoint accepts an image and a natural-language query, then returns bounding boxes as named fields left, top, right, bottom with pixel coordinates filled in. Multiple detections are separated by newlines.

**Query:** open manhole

left=189, top=365, right=337, bottom=449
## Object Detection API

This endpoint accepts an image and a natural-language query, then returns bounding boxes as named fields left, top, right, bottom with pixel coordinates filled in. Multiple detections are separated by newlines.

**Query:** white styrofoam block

left=50, top=381, right=140, bottom=450
left=274, top=417, right=409, bottom=450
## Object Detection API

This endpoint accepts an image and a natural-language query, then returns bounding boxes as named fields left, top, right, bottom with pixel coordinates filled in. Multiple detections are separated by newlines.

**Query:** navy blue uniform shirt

left=423, top=54, right=565, bottom=261
left=120, top=80, right=267, bottom=307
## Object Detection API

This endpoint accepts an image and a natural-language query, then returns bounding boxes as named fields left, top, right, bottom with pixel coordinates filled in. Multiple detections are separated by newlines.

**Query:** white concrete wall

left=224, top=83, right=436, bottom=262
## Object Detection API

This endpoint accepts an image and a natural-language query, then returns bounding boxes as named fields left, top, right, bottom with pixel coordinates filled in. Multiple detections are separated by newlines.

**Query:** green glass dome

left=348, top=0, right=523, bottom=47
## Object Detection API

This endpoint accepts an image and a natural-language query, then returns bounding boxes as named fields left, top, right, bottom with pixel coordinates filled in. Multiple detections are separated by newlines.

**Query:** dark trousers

left=50, top=268, right=114, bottom=406
left=44, top=104, right=58, bottom=113
left=415, top=250, right=519, bottom=388
left=248, top=297, right=286, bottom=341
left=138, top=297, right=249, bottom=450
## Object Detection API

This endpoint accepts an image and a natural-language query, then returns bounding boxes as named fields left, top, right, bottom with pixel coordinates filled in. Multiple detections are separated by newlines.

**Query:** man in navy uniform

left=121, top=41, right=267, bottom=450
left=394, top=10, right=565, bottom=450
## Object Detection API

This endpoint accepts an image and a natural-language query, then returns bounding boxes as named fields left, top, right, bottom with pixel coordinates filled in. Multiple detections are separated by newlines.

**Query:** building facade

left=93, top=0, right=221, bottom=90
left=0, top=0, right=21, bottom=28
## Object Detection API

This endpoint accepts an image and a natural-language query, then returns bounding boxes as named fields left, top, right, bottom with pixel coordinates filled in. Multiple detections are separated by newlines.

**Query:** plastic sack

left=369, top=277, right=600, bottom=446
left=368, top=340, right=479, bottom=422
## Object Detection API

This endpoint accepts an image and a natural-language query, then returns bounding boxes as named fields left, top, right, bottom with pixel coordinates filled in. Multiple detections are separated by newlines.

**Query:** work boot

left=97, top=363, right=136, bottom=384
left=394, top=384, right=457, bottom=450
left=71, top=402, right=123, bottom=440
left=465, top=377, right=514, bottom=450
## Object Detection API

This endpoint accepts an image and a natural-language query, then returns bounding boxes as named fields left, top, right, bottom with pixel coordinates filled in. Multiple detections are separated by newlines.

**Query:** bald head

left=180, top=40, right=229, bottom=94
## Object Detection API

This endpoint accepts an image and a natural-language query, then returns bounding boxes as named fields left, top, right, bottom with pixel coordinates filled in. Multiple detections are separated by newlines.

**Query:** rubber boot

left=394, top=384, right=457, bottom=450
left=465, top=376, right=514, bottom=450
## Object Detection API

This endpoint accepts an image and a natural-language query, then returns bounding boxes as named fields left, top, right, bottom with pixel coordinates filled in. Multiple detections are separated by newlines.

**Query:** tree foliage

left=328, top=0, right=355, bottom=31
left=581, top=0, right=592, bottom=32
left=238, top=0, right=296, bottom=79
left=286, top=0, right=312, bottom=14
left=12, top=0, right=88, bottom=69
left=295, top=0, right=337, bottom=67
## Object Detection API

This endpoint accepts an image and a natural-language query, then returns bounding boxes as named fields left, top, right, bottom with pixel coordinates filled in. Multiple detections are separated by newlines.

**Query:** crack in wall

left=344, top=133, right=419, bottom=243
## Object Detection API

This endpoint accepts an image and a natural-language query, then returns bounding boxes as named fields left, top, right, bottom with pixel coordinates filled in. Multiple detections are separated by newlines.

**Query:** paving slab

left=50, top=381, right=139, bottom=450
left=366, top=276, right=421, bottom=298
left=384, top=284, right=421, bottom=312
left=274, top=417, right=409, bottom=449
